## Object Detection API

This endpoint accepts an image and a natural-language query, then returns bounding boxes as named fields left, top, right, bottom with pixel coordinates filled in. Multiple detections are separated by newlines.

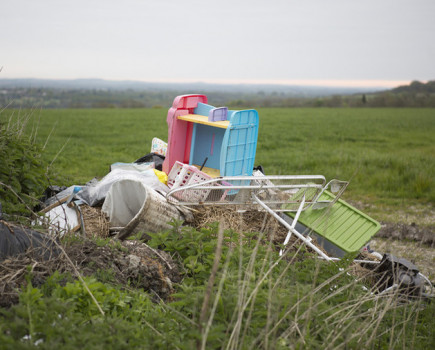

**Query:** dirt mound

left=0, top=206, right=304, bottom=308
left=0, top=237, right=181, bottom=308
left=377, top=222, right=434, bottom=247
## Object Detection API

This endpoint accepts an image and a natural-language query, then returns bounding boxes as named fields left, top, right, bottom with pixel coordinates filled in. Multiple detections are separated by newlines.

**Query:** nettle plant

left=0, top=110, right=51, bottom=218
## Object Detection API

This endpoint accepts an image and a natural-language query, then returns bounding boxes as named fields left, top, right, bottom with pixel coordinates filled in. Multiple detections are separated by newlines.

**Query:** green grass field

left=1, top=106, right=435, bottom=349
left=4, top=107, right=435, bottom=224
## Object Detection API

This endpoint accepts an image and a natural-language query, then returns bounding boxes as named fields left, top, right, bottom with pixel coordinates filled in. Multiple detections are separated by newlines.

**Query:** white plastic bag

left=77, top=168, right=169, bottom=206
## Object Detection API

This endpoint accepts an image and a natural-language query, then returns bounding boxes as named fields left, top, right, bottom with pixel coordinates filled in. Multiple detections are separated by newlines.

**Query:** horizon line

left=144, top=78, right=416, bottom=88
left=1, top=76, right=426, bottom=88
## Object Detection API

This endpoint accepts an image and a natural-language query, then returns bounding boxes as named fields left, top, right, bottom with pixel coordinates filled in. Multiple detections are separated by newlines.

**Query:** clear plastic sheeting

left=102, top=179, right=184, bottom=240
left=77, top=168, right=170, bottom=206
left=39, top=185, right=79, bottom=210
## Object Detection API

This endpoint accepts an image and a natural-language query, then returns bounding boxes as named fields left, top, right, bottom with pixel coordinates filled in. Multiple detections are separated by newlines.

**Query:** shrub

left=0, top=110, right=51, bottom=218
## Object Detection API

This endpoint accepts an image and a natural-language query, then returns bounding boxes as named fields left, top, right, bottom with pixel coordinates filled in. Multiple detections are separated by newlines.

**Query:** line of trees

left=1, top=81, right=434, bottom=109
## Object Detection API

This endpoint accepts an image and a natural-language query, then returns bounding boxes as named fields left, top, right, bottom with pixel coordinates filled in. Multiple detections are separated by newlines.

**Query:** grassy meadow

left=6, top=106, right=434, bottom=224
left=1, top=106, right=435, bottom=349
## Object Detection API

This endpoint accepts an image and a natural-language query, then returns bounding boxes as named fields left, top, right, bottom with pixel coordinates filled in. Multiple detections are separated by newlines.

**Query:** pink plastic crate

left=167, top=161, right=213, bottom=201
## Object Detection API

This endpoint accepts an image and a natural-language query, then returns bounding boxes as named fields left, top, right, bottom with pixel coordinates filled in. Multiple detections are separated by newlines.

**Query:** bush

left=0, top=110, right=51, bottom=218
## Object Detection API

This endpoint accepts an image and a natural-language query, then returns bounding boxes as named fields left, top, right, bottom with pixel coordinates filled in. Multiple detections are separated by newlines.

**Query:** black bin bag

left=134, top=153, right=165, bottom=171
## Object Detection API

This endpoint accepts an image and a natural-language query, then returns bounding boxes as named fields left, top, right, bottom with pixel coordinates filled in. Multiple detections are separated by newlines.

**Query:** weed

left=0, top=110, right=53, bottom=218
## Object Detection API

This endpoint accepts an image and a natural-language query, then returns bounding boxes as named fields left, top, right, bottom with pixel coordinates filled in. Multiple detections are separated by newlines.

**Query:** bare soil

left=370, top=222, right=435, bottom=280
left=349, top=200, right=435, bottom=281
left=376, top=222, right=434, bottom=247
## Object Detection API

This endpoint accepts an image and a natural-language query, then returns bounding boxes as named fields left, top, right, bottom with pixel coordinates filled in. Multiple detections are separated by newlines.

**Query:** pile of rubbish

left=1, top=94, right=433, bottom=304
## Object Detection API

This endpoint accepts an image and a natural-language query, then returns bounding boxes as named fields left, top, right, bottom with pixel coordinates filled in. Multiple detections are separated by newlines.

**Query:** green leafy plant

left=148, top=221, right=226, bottom=283
left=0, top=110, right=52, bottom=218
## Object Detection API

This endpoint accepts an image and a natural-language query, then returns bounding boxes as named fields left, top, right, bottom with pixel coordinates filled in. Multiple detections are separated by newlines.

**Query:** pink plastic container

left=167, top=161, right=212, bottom=201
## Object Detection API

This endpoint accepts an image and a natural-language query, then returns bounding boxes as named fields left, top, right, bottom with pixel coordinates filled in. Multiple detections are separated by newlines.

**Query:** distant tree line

left=1, top=80, right=434, bottom=109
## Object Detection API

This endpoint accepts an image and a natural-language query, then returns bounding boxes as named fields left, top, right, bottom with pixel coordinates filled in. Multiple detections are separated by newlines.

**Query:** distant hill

left=0, top=78, right=433, bottom=108
left=360, top=80, right=435, bottom=107
left=390, top=80, right=435, bottom=94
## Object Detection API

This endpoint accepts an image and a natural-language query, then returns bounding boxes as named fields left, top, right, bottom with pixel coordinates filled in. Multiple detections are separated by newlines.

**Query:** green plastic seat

left=285, top=191, right=381, bottom=254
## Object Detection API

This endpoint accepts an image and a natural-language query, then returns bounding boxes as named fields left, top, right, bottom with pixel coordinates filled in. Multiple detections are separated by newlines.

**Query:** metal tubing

left=169, top=183, right=323, bottom=192
left=328, top=257, right=380, bottom=264
left=253, top=195, right=332, bottom=261
left=280, top=195, right=306, bottom=256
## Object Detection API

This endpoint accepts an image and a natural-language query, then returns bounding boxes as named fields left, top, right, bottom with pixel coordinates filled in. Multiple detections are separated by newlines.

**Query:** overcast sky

left=1, top=0, right=434, bottom=87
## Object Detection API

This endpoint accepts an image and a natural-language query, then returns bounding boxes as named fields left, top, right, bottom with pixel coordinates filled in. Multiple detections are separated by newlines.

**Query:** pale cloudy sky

left=1, top=0, right=434, bottom=87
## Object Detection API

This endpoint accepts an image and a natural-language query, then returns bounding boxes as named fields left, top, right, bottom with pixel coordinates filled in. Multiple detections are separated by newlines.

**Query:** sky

left=1, top=0, right=434, bottom=88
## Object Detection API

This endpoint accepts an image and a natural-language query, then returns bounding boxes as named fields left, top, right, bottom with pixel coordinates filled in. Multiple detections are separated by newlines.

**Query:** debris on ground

left=0, top=220, right=60, bottom=262
left=370, top=237, right=435, bottom=281
left=377, top=222, right=434, bottom=247
left=190, top=205, right=331, bottom=259
left=1, top=93, right=433, bottom=310
left=0, top=237, right=181, bottom=308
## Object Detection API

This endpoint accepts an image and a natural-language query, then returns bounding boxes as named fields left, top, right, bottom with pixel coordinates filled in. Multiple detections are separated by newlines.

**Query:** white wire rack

left=166, top=174, right=348, bottom=212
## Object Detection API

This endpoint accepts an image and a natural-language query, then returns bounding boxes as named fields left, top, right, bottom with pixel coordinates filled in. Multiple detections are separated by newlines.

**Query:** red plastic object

left=163, top=95, right=208, bottom=174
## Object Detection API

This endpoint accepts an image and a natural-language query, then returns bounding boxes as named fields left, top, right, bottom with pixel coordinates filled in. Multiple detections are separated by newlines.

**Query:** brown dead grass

left=192, top=206, right=290, bottom=244
left=81, top=205, right=109, bottom=238
left=190, top=206, right=331, bottom=259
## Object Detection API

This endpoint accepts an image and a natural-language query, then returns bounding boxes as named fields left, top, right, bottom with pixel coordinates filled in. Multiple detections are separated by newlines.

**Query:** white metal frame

left=165, top=174, right=433, bottom=297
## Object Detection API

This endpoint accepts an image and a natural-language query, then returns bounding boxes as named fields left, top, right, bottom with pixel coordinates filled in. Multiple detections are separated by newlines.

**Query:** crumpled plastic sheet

left=77, top=168, right=170, bottom=207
